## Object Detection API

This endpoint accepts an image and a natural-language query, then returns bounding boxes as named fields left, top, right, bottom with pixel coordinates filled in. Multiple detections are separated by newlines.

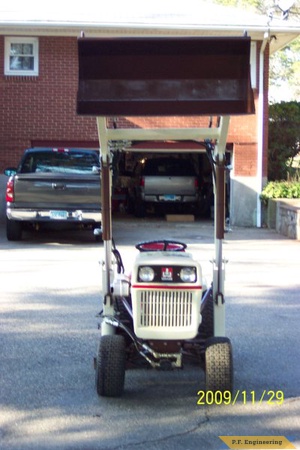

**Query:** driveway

left=0, top=218, right=299, bottom=450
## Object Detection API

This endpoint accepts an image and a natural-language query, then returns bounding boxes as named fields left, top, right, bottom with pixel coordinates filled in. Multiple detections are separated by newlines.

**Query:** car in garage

left=127, top=156, right=200, bottom=216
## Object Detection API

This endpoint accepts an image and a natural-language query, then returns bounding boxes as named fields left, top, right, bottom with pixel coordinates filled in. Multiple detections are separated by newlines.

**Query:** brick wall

left=0, top=35, right=267, bottom=178
left=0, top=36, right=98, bottom=170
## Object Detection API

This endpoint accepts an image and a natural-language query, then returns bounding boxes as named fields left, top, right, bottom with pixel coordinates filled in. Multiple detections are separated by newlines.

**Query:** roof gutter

left=256, top=30, right=270, bottom=228
left=0, top=20, right=299, bottom=33
left=0, top=20, right=298, bottom=53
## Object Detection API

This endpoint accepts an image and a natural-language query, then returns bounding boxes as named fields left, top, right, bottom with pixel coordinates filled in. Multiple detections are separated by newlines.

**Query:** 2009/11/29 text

left=196, top=390, right=284, bottom=406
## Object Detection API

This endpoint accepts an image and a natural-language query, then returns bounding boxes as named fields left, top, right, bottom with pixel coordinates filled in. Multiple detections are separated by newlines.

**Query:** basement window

left=4, top=37, right=39, bottom=76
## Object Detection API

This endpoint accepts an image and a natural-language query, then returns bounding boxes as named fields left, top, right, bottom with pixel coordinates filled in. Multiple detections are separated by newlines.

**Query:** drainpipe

left=256, top=31, right=270, bottom=227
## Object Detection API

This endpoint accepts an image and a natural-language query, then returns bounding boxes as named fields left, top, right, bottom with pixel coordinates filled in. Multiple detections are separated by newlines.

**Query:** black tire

left=126, top=195, right=135, bottom=215
left=198, top=287, right=214, bottom=340
left=114, top=297, right=134, bottom=347
left=6, top=219, right=22, bottom=241
left=205, top=337, right=233, bottom=393
left=115, top=297, right=132, bottom=327
left=95, top=334, right=126, bottom=397
left=134, top=200, right=146, bottom=218
left=95, top=233, right=103, bottom=243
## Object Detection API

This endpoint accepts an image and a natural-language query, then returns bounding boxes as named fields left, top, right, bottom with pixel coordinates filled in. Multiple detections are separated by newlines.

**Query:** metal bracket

left=215, top=292, right=225, bottom=305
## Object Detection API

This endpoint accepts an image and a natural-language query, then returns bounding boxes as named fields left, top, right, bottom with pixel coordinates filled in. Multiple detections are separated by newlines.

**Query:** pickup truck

left=4, top=147, right=102, bottom=240
left=127, top=156, right=199, bottom=217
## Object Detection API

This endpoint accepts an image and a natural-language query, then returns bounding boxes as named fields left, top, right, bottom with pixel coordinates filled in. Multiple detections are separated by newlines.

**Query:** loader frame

left=76, top=35, right=255, bottom=356
left=96, top=115, right=230, bottom=337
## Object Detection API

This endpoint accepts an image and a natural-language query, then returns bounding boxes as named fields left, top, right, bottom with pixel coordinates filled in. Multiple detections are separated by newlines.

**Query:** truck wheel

left=205, top=337, right=233, bottom=393
left=126, top=195, right=135, bottom=214
left=94, top=231, right=103, bottom=242
left=95, top=335, right=126, bottom=397
left=6, top=219, right=22, bottom=241
left=134, top=201, right=146, bottom=218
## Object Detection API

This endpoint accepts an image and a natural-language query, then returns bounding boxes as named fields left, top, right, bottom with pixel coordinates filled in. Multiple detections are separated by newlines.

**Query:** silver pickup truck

left=128, top=156, right=199, bottom=217
left=4, top=147, right=101, bottom=240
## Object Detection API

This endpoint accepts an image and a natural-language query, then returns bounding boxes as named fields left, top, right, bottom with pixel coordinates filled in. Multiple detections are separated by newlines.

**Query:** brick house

left=1, top=1, right=299, bottom=225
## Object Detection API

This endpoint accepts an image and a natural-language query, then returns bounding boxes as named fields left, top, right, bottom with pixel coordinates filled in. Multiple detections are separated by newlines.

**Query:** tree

left=269, top=37, right=300, bottom=102
left=268, top=101, right=300, bottom=180
left=212, top=0, right=300, bottom=101
left=212, top=0, right=300, bottom=17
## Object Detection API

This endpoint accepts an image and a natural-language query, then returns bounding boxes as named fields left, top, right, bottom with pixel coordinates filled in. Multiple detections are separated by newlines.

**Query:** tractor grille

left=139, top=289, right=193, bottom=328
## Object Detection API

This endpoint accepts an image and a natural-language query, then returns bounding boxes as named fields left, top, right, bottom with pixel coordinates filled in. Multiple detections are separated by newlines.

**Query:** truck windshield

left=142, top=158, right=196, bottom=176
left=20, top=150, right=100, bottom=174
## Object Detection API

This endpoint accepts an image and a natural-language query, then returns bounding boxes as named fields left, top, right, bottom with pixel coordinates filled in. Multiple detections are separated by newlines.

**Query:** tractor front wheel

left=95, top=334, right=126, bottom=397
left=205, top=337, right=233, bottom=393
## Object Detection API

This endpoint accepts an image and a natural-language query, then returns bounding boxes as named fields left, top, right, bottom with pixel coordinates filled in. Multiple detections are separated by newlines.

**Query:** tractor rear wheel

left=205, top=337, right=233, bottom=393
left=198, top=287, right=214, bottom=340
left=95, top=334, right=126, bottom=397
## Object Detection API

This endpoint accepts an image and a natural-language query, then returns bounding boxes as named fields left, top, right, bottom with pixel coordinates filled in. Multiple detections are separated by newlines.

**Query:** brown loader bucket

left=77, top=36, right=254, bottom=117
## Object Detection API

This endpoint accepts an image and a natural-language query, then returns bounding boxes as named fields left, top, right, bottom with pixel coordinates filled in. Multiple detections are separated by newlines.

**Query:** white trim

left=0, top=24, right=299, bottom=54
left=4, top=36, right=39, bottom=76
left=250, top=41, right=257, bottom=89
left=256, top=32, right=269, bottom=228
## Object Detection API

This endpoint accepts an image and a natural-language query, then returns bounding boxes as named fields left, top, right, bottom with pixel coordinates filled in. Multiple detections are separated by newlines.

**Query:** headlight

left=179, top=267, right=196, bottom=283
left=138, top=266, right=155, bottom=282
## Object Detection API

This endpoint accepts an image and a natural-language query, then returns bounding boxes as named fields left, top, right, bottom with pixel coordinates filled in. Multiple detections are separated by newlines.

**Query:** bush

left=260, top=181, right=300, bottom=204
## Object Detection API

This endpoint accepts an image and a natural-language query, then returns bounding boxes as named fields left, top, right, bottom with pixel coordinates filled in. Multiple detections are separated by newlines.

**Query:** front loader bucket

left=77, top=36, right=255, bottom=117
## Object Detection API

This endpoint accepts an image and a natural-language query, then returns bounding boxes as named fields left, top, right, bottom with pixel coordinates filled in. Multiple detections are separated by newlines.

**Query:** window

left=142, top=158, right=196, bottom=176
left=20, top=150, right=100, bottom=175
left=4, top=37, right=39, bottom=76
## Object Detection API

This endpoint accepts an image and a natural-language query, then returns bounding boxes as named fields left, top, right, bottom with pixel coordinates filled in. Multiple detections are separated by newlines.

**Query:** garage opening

left=111, top=141, right=233, bottom=220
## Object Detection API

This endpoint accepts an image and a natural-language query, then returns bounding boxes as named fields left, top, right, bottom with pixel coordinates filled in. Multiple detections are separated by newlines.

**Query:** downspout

left=256, top=31, right=270, bottom=227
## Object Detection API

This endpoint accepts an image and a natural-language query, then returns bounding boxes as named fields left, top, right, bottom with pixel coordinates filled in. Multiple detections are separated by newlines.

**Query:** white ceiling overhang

left=0, top=0, right=299, bottom=53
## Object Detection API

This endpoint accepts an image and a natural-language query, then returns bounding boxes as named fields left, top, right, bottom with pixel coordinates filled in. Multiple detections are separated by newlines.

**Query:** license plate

left=160, top=195, right=179, bottom=201
left=50, top=210, right=68, bottom=220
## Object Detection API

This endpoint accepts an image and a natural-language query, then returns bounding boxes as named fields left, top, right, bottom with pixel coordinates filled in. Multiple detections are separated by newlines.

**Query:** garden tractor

left=77, top=35, right=255, bottom=396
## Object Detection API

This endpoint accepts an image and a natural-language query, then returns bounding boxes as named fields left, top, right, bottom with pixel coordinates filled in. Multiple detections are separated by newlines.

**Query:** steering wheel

left=135, top=240, right=187, bottom=252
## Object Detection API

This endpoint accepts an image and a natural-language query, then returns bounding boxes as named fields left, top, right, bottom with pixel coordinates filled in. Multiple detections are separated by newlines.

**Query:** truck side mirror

left=4, top=168, right=17, bottom=176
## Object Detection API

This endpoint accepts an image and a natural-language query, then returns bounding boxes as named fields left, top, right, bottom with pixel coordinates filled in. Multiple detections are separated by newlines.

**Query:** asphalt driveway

left=0, top=217, right=299, bottom=450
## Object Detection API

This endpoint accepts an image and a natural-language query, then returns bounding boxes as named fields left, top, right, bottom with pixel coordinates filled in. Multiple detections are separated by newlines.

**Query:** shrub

left=260, top=181, right=300, bottom=204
